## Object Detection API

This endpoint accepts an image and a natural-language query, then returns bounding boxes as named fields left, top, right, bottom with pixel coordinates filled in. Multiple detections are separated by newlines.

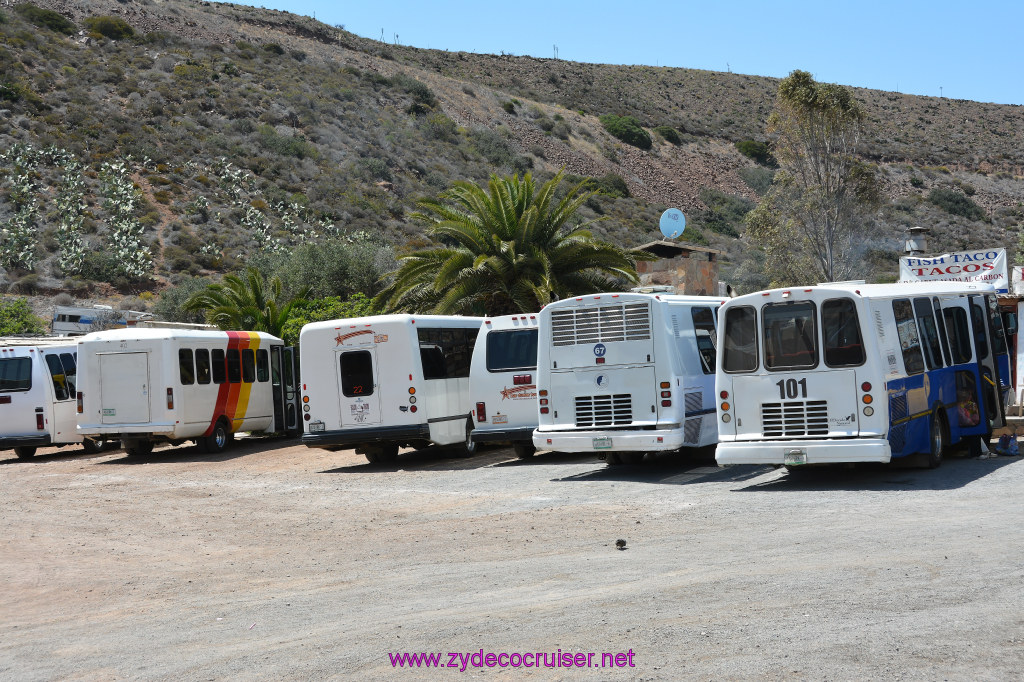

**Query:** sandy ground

left=1, top=438, right=1022, bottom=681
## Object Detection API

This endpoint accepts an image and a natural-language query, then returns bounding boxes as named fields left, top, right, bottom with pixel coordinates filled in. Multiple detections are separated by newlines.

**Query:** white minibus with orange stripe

left=76, top=329, right=300, bottom=456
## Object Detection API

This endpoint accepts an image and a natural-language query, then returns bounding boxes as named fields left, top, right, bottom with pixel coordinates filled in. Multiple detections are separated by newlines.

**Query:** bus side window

left=179, top=348, right=195, bottom=385
left=256, top=349, right=269, bottom=382
left=913, top=297, right=944, bottom=370
left=722, top=306, right=758, bottom=373
left=212, top=349, right=227, bottom=384
left=227, top=349, right=242, bottom=383
left=195, top=349, right=211, bottom=385
left=892, top=299, right=925, bottom=375
left=970, top=304, right=989, bottom=360
left=691, top=306, right=717, bottom=375
left=943, top=308, right=973, bottom=364
left=822, top=298, right=865, bottom=368
left=242, top=349, right=256, bottom=383
left=45, top=354, right=70, bottom=401
left=931, top=298, right=952, bottom=366
left=59, top=352, right=77, bottom=396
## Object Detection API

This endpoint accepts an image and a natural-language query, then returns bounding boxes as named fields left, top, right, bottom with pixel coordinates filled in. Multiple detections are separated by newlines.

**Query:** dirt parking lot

left=1, top=438, right=1022, bottom=680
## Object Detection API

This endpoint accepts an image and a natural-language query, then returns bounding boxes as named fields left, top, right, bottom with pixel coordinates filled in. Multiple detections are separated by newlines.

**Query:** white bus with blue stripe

left=715, top=282, right=1013, bottom=468
left=532, top=292, right=724, bottom=464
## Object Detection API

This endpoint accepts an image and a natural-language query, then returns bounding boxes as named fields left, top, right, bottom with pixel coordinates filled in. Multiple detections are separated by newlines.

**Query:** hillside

left=2, top=0, right=1023, bottom=313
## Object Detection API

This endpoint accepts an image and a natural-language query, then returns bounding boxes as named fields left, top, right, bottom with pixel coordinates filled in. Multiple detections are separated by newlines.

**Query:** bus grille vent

left=551, top=303, right=651, bottom=347
left=683, top=417, right=702, bottom=444
left=575, top=394, right=632, bottom=427
left=890, top=393, right=908, bottom=421
left=684, top=391, right=703, bottom=413
left=761, top=401, right=829, bottom=437
left=888, top=423, right=907, bottom=454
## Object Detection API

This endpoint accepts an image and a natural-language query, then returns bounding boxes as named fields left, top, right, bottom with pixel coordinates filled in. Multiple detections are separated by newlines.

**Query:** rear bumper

left=715, top=438, right=891, bottom=465
left=472, top=426, right=535, bottom=444
left=533, top=427, right=687, bottom=453
left=0, top=434, right=53, bottom=450
left=302, top=424, right=430, bottom=449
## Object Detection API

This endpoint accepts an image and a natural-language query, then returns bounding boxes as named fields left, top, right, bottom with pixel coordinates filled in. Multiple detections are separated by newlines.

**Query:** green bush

left=84, top=15, right=134, bottom=40
left=591, top=174, right=630, bottom=198
left=738, top=167, right=774, bottom=196
left=14, top=3, right=75, bottom=35
left=469, top=127, right=515, bottom=166
left=262, top=43, right=285, bottom=55
left=695, top=188, right=755, bottom=237
left=599, top=114, right=652, bottom=150
left=281, top=293, right=375, bottom=346
left=928, top=188, right=985, bottom=220
left=654, top=125, right=681, bottom=145
left=257, top=125, right=317, bottom=159
left=909, top=175, right=924, bottom=188
left=735, top=140, right=774, bottom=166
left=502, top=100, right=516, bottom=115
left=0, top=297, right=46, bottom=335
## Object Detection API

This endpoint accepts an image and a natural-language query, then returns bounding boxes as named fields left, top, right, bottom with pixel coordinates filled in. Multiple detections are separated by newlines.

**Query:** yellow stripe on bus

left=233, top=332, right=259, bottom=431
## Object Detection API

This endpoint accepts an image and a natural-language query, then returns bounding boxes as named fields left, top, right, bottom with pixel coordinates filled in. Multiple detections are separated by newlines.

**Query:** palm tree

left=182, top=267, right=307, bottom=338
left=375, top=171, right=650, bottom=315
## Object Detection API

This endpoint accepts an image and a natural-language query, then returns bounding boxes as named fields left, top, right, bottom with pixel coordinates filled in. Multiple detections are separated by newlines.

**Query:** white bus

left=52, top=305, right=153, bottom=336
left=532, top=292, right=724, bottom=464
left=300, top=315, right=484, bottom=463
left=468, top=314, right=540, bottom=458
left=77, top=329, right=300, bottom=456
left=0, top=337, right=107, bottom=458
left=715, top=282, right=1012, bottom=468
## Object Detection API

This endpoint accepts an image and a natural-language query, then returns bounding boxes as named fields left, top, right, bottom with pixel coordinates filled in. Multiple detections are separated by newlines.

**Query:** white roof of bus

left=727, top=281, right=996, bottom=305
left=302, top=314, right=484, bottom=335
left=78, top=328, right=281, bottom=343
left=0, top=336, right=78, bottom=348
left=542, top=292, right=726, bottom=310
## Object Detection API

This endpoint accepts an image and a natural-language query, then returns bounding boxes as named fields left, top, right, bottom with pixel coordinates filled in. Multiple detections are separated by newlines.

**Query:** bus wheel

left=14, top=446, right=36, bottom=459
left=202, top=420, right=231, bottom=454
left=364, top=444, right=398, bottom=463
left=927, top=411, right=946, bottom=469
left=124, top=440, right=154, bottom=457
left=81, top=438, right=104, bottom=455
left=459, top=421, right=478, bottom=457
left=513, top=444, right=536, bottom=459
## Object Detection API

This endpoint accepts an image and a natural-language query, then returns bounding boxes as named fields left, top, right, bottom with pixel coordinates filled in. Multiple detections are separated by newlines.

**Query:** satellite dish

left=659, top=208, right=686, bottom=239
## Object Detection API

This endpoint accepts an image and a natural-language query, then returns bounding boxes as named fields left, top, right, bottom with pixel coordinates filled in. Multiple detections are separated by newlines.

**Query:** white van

left=300, top=314, right=483, bottom=463
left=532, top=292, right=724, bottom=464
left=0, top=337, right=103, bottom=458
left=77, top=329, right=299, bottom=456
left=468, top=314, right=540, bottom=458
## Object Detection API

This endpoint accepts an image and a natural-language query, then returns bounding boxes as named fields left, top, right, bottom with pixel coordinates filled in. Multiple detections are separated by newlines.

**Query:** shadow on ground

left=98, top=435, right=301, bottom=465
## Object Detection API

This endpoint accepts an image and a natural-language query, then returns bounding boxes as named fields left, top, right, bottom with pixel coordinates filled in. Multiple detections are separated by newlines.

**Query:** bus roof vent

left=551, top=303, right=651, bottom=347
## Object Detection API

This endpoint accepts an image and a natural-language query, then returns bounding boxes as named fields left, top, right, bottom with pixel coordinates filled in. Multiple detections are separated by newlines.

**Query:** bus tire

left=513, top=444, right=536, bottom=459
left=459, top=421, right=477, bottom=457
left=927, top=410, right=946, bottom=469
left=202, top=419, right=231, bottom=454
left=605, top=452, right=624, bottom=465
left=124, top=440, right=154, bottom=457
left=81, top=438, right=104, bottom=455
left=14, top=446, right=36, bottom=459
left=364, top=443, right=399, bottom=463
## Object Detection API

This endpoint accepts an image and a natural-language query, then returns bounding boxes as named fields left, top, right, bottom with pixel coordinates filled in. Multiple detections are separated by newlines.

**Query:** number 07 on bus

left=714, top=282, right=1014, bottom=468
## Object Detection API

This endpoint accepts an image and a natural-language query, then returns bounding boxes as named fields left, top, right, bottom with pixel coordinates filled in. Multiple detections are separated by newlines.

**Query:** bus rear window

left=486, top=329, right=538, bottom=372
left=722, top=306, right=757, bottom=373
left=893, top=299, right=925, bottom=375
left=340, top=350, right=374, bottom=397
left=0, top=358, right=32, bottom=392
left=822, top=298, right=865, bottom=368
left=763, top=302, right=817, bottom=370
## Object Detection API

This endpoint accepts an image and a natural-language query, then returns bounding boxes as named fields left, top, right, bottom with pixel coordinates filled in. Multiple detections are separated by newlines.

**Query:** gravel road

left=1, top=439, right=1021, bottom=680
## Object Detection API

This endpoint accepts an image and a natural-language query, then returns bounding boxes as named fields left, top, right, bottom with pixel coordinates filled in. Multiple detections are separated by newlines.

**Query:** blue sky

left=229, top=1, right=1022, bottom=105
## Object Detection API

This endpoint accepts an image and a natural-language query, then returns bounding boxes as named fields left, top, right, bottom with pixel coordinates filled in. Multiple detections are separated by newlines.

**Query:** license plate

left=492, top=414, right=508, bottom=424
left=308, top=422, right=325, bottom=432
left=784, top=450, right=807, bottom=465
left=102, top=408, right=116, bottom=417
left=593, top=437, right=612, bottom=449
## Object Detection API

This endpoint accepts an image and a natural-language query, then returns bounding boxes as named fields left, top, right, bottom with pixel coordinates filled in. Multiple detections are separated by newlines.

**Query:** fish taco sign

left=899, top=248, right=1008, bottom=293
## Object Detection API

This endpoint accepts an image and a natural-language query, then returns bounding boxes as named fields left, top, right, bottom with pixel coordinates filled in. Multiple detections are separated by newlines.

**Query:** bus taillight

left=77, top=391, right=83, bottom=414
left=659, top=381, right=671, bottom=407
left=166, top=388, right=174, bottom=410
left=35, top=409, right=44, bottom=430
left=476, top=402, right=487, bottom=422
